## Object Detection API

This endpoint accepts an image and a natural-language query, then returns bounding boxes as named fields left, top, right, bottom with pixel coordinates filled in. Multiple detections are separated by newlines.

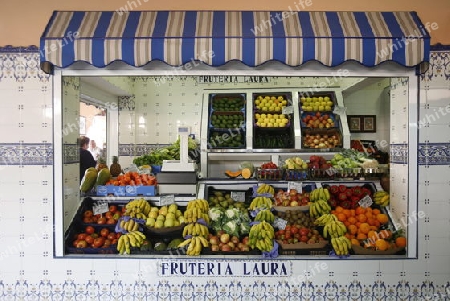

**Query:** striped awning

left=40, top=10, right=430, bottom=73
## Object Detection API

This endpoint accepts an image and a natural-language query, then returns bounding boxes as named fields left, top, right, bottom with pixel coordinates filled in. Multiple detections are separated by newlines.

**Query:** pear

left=159, top=206, right=168, bottom=216
left=156, top=214, right=165, bottom=221
left=168, top=204, right=178, bottom=214
left=146, top=217, right=156, bottom=227
left=155, top=220, right=164, bottom=229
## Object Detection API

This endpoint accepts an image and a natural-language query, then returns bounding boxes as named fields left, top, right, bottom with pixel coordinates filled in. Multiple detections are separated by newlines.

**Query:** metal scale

left=156, top=126, right=198, bottom=195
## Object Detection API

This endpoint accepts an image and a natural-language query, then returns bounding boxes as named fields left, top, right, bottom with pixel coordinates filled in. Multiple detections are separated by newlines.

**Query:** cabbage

left=222, top=221, right=239, bottom=237
left=224, top=208, right=240, bottom=221
left=239, top=222, right=250, bottom=236
left=239, top=211, right=251, bottom=223
left=209, top=207, right=224, bottom=222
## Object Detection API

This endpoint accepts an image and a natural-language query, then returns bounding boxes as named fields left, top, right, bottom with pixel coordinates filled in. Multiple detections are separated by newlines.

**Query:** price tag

left=93, top=202, right=109, bottom=215
left=273, top=217, right=288, bottom=230
left=282, top=106, right=294, bottom=114
left=160, top=195, right=175, bottom=206
left=333, top=105, right=347, bottom=115
left=358, top=195, right=373, bottom=208
left=288, top=182, right=303, bottom=193
left=231, top=191, right=246, bottom=202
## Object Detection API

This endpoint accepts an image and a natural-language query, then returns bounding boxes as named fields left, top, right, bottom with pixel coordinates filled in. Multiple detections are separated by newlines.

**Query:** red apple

left=85, top=226, right=95, bottom=235
left=221, top=244, right=231, bottom=252
left=231, top=236, right=240, bottom=244
left=289, top=189, right=298, bottom=196
left=76, top=239, right=87, bottom=248
left=299, top=228, right=310, bottom=236
left=220, top=233, right=230, bottom=244
left=209, top=236, right=219, bottom=246
left=77, top=233, right=88, bottom=240
left=300, top=235, right=309, bottom=243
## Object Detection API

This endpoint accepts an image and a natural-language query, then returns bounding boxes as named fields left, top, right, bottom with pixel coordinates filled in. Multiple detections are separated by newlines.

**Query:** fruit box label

left=359, top=195, right=373, bottom=208
left=231, top=191, right=246, bottom=202
left=158, top=260, right=292, bottom=277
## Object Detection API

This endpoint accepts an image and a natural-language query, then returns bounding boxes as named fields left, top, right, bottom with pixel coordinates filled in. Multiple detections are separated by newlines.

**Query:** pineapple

left=109, top=156, right=122, bottom=177
left=96, top=157, right=108, bottom=172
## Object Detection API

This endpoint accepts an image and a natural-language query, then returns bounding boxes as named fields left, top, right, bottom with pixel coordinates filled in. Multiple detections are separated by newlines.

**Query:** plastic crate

left=300, top=112, right=339, bottom=129
left=256, top=168, right=284, bottom=181
left=210, top=93, right=246, bottom=112
left=298, top=91, right=336, bottom=112
left=283, top=169, right=310, bottom=181
left=210, top=111, right=245, bottom=129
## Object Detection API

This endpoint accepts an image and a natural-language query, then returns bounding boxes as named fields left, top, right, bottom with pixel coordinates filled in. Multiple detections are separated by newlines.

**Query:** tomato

left=100, top=228, right=110, bottom=238
left=111, top=238, right=118, bottom=245
left=97, top=217, right=106, bottom=225
left=300, top=235, right=309, bottom=243
left=77, top=233, right=88, bottom=240
left=105, top=211, right=113, bottom=219
left=291, top=226, right=299, bottom=234
left=85, top=235, right=94, bottom=245
left=107, top=233, right=116, bottom=241
left=76, top=240, right=88, bottom=248
left=93, top=237, right=105, bottom=248
left=85, top=226, right=95, bottom=235
left=91, top=233, right=99, bottom=239
left=115, top=232, right=122, bottom=239
left=106, top=218, right=116, bottom=225
left=285, top=231, right=292, bottom=239
left=284, top=225, right=291, bottom=231
left=109, top=205, right=118, bottom=213
left=84, top=210, right=93, bottom=218
left=103, top=239, right=111, bottom=247
left=299, top=227, right=310, bottom=236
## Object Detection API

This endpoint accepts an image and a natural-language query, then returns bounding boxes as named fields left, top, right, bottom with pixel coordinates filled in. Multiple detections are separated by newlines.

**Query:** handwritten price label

left=231, top=191, right=246, bottom=202
left=288, top=182, right=303, bottom=193
left=273, top=217, right=288, bottom=230
left=160, top=195, right=175, bottom=206
left=358, top=195, right=373, bottom=208
left=93, top=202, right=109, bottom=215
left=282, top=106, right=294, bottom=115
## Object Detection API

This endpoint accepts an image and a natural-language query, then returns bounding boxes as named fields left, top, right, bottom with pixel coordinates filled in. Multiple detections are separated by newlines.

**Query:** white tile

left=427, top=255, right=450, bottom=274
left=425, top=89, right=450, bottom=107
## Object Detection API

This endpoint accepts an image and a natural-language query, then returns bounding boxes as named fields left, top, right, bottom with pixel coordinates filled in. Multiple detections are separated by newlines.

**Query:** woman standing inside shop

left=79, top=136, right=96, bottom=182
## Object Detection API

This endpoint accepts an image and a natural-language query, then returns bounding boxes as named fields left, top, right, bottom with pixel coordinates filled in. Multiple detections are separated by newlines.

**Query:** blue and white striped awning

left=40, top=10, right=430, bottom=73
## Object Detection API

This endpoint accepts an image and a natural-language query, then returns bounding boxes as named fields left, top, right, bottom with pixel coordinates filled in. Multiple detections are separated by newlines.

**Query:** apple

left=220, top=233, right=230, bottom=244
left=209, top=236, right=219, bottom=246
left=77, top=233, right=88, bottom=240
left=106, top=218, right=116, bottom=225
left=85, top=235, right=94, bottom=245
left=113, top=212, right=121, bottom=221
left=109, top=205, right=118, bottom=213
left=103, top=239, right=111, bottom=247
left=300, top=235, right=309, bottom=243
left=231, top=236, right=240, bottom=244
left=289, top=189, right=298, bottom=196
left=100, top=228, right=110, bottom=238
left=242, top=236, right=250, bottom=245
left=227, top=242, right=235, bottom=249
left=290, top=201, right=299, bottom=206
left=218, top=242, right=225, bottom=249
left=105, top=211, right=113, bottom=219
left=83, top=217, right=93, bottom=223
left=300, top=197, right=309, bottom=205
left=211, top=245, right=220, bottom=251
left=93, top=237, right=105, bottom=248
left=289, top=194, right=299, bottom=202
left=111, top=238, right=118, bottom=245
left=107, top=233, right=116, bottom=241
left=241, top=245, right=250, bottom=252
left=299, top=228, right=310, bottom=236
left=76, top=239, right=88, bottom=248
left=237, top=242, right=245, bottom=250
left=221, top=244, right=231, bottom=252
left=217, top=230, right=226, bottom=236
left=97, top=217, right=106, bottom=225
left=282, top=200, right=290, bottom=206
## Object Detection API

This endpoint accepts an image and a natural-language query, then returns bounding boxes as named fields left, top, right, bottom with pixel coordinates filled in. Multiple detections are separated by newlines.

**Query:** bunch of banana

left=183, top=207, right=210, bottom=224
left=309, top=199, right=331, bottom=218
left=256, top=184, right=275, bottom=195
left=309, top=187, right=330, bottom=202
left=124, top=198, right=151, bottom=219
left=314, top=213, right=338, bottom=226
left=249, top=197, right=273, bottom=210
left=323, top=220, right=347, bottom=239
left=182, top=222, right=209, bottom=239
left=373, top=191, right=390, bottom=206
left=186, top=199, right=209, bottom=212
left=117, top=230, right=146, bottom=255
left=248, top=221, right=274, bottom=252
left=119, top=218, right=140, bottom=232
left=254, top=209, right=275, bottom=224
left=331, top=236, right=352, bottom=256
left=178, top=236, right=209, bottom=256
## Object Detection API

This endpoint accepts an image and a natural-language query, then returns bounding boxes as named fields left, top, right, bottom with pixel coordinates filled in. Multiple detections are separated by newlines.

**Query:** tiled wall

left=0, top=47, right=449, bottom=299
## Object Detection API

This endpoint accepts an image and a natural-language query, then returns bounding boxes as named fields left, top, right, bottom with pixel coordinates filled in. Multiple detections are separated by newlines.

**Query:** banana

left=127, top=219, right=135, bottom=232
left=178, top=238, right=192, bottom=248
left=117, top=236, right=125, bottom=254
left=323, top=188, right=330, bottom=201
left=187, top=236, right=197, bottom=255
left=123, top=235, right=131, bottom=255
left=194, top=237, right=202, bottom=255
left=198, top=236, right=209, bottom=248
left=120, top=220, right=126, bottom=229
left=128, top=234, right=137, bottom=247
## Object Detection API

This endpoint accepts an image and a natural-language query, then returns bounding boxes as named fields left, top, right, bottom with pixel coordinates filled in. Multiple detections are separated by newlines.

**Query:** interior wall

left=0, top=0, right=449, bottom=46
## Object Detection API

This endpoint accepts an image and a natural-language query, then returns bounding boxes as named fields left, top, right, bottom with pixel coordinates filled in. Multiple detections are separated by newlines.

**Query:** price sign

left=231, top=191, right=246, bottom=202
left=358, top=195, right=373, bottom=208
left=282, top=106, right=294, bottom=114
left=273, top=217, right=288, bottom=230
left=93, top=202, right=109, bottom=215
left=333, top=105, right=347, bottom=115
left=160, top=195, right=175, bottom=206
left=288, top=182, right=303, bottom=193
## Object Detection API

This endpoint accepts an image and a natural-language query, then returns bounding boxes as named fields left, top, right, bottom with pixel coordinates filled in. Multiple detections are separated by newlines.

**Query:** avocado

left=154, top=242, right=168, bottom=251
left=168, top=238, right=184, bottom=249
left=140, top=240, right=153, bottom=251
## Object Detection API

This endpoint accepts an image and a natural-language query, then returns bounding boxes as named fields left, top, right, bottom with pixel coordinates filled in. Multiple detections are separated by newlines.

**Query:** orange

left=372, top=208, right=381, bottom=215
left=331, top=210, right=336, bottom=215
left=343, top=209, right=352, bottom=218
left=374, top=220, right=381, bottom=228
left=350, top=209, right=356, bottom=217
left=356, top=233, right=367, bottom=240
left=379, top=229, right=392, bottom=240
left=351, top=238, right=360, bottom=246
left=345, top=233, right=354, bottom=240
left=344, top=221, right=351, bottom=228
left=357, top=214, right=367, bottom=223
left=366, top=207, right=373, bottom=213
left=335, top=206, right=344, bottom=213
left=395, top=237, right=407, bottom=248
left=376, top=214, right=389, bottom=225
left=365, top=212, right=373, bottom=219
left=355, top=222, right=361, bottom=228
left=337, top=213, right=347, bottom=222
left=355, top=207, right=366, bottom=215
left=348, top=224, right=358, bottom=235
left=367, top=230, right=379, bottom=242
left=369, top=226, right=378, bottom=231
left=359, top=223, right=370, bottom=234
left=347, top=217, right=357, bottom=225
left=367, top=218, right=377, bottom=226
left=375, top=239, right=390, bottom=251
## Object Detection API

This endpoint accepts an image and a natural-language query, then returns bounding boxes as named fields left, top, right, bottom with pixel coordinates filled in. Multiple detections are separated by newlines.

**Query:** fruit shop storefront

left=40, top=10, right=439, bottom=298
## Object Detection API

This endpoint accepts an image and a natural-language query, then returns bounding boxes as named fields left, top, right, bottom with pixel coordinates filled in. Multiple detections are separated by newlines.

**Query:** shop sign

left=196, top=76, right=271, bottom=84
left=159, top=259, right=291, bottom=277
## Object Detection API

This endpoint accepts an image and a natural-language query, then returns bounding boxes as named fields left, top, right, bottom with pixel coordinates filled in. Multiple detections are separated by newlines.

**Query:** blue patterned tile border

left=0, top=279, right=448, bottom=300
left=421, top=51, right=450, bottom=81
left=390, top=144, right=408, bottom=164
left=0, top=143, right=53, bottom=165
left=418, top=143, right=450, bottom=165
left=119, top=143, right=170, bottom=157
left=0, top=45, right=39, bottom=53
left=63, top=144, right=78, bottom=164
left=118, top=95, right=136, bottom=111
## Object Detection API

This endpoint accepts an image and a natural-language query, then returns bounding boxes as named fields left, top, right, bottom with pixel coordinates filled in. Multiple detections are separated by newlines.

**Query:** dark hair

left=79, top=136, right=90, bottom=147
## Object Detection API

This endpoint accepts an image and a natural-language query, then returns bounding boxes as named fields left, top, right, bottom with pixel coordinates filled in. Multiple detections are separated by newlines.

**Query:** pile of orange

left=331, top=206, right=393, bottom=247
left=332, top=205, right=408, bottom=251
